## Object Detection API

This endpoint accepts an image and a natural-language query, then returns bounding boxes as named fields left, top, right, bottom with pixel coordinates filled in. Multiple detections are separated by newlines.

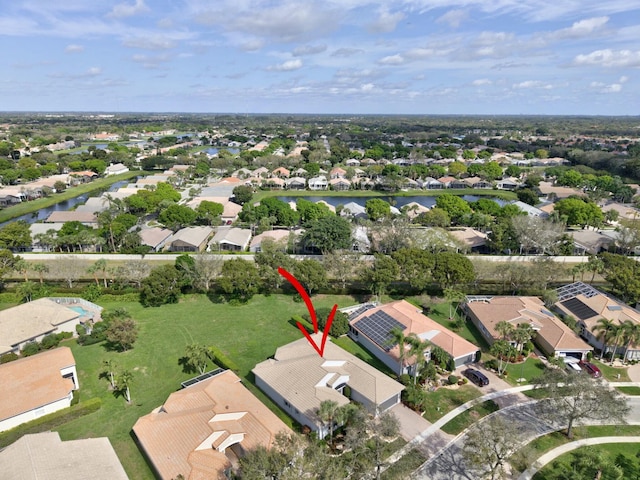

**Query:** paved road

left=411, top=396, right=640, bottom=479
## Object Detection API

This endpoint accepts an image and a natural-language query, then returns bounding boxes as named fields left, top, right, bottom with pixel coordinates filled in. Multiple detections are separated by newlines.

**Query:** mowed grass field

left=51, top=293, right=360, bottom=479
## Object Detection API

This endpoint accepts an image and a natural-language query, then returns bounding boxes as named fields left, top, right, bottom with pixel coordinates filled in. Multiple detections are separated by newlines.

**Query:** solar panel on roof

left=561, top=297, right=599, bottom=321
left=540, top=309, right=554, bottom=317
left=607, top=305, right=623, bottom=311
left=348, top=304, right=376, bottom=321
left=354, top=311, right=406, bottom=351
left=181, top=368, right=225, bottom=389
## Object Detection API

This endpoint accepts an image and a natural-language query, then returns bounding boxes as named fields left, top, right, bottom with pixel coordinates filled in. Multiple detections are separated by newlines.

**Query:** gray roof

left=75, top=196, right=110, bottom=213
left=253, top=335, right=403, bottom=424
left=168, top=226, right=214, bottom=248
left=211, top=227, right=252, bottom=248
left=0, top=298, right=80, bottom=351
left=139, top=227, right=173, bottom=248
left=0, top=432, right=128, bottom=480
left=341, top=201, right=366, bottom=217
left=45, top=211, right=98, bottom=224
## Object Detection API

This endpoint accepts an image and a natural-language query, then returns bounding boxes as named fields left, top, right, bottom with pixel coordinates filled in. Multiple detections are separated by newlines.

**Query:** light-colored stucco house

left=133, top=369, right=291, bottom=480
left=253, top=334, right=404, bottom=438
left=105, top=163, right=129, bottom=176
left=0, top=297, right=101, bottom=355
left=249, top=229, right=292, bottom=253
left=308, top=175, right=328, bottom=191
left=209, top=227, right=252, bottom=252
left=0, top=347, right=79, bottom=432
left=167, top=226, right=214, bottom=252
left=0, top=432, right=128, bottom=480
left=347, top=300, right=480, bottom=373
left=554, top=282, right=640, bottom=361
left=464, top=295, right=592, bottom=361
left=139, top=226, right=174, bottom=252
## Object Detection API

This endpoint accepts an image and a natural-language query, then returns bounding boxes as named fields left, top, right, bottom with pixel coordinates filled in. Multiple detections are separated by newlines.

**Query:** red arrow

left=278, top=267, right=338, bottom=357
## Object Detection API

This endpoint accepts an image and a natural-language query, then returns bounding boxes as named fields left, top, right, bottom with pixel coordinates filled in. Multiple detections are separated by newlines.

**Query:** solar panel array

left=348, top=303, right=376, bottom=321
left=561, top=297, right=599, bottom=321
left=354, top=311, right=406, bottom=351
left=181, top=368, right=225, bottom=389
left=556, top=282, right=600, bottom=302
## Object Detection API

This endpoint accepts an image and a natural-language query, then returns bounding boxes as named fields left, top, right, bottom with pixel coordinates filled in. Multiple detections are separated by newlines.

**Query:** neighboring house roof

left=0, top=347, right=76, bottom=424
left=211, top=227, right=252, bottom=250
left=341, top=201, right=367, bottom=218
left=75, top=196, right=110, bottom=213
left=45, top=211, right=98, bottom=224
left=555, top=282, right=640, bottom=331
left=133, top=370, right=291, bottom=480
left=601, top=201, right=640, bottom=221
left=187, top=197, right=242, bottom=219
left=105, top=163, right=129, bottom=175
left=0, top=299, right=80, bottom=352
left=30, top=222, right=64, bottom=237
left=509, top=200, right=547, bottom=217
left=538, top=181, right=582, bottom=199
left=465, top=296, right=591, bottom=352
left=250, top=229, right=291, bottom=250
left=329, top=178, right=351, bottom=186
left=0, top=432, right=128, bottom=480
left=168, top=226, right=214, bottom=248
left=566, top=230, right=616, bottom=255
left=350, top=300, right=479, bottom=362
left=253, top=335, right=403, bottom=425
left=139, top=227, right=173, bottom=249
left=449, top=227, right=488, bottom=249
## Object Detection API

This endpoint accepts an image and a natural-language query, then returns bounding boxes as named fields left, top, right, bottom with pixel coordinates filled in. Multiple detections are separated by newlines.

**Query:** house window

left=284, top=400, right=290, bottom=407
left=335, top=383, right=347, bottom=395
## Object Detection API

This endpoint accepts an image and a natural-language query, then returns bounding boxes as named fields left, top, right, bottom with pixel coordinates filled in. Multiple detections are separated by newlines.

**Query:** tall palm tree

left=31, top=262, right=49, bottom=284
left=118, top=370, right=133, bottom=404
left=495, top=321, right=515, bottom=342
left=608, top=323, right=626, bottom=365
left=317, top=399, right=339, bottom=443
left=406, top=333, right=432, bottom=385
left=512, top=323, right=535, bottom=353
left=593, top=318, right=617, bottom=360
left=587, top=256, right=605, bottom=282
left=388, top=326, right=409, bottom=378
left=621, top=320, right=640, bottom=364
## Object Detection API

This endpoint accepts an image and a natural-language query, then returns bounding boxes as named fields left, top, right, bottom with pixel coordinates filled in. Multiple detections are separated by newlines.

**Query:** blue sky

left=1, top=0, right=639, bottom=115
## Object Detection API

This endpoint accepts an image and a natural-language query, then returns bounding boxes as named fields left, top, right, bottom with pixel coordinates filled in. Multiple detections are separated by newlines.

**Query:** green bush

left=21, top=341, right=40, bottom=357
left=207, top=346, right=240, bottom=373
left=40, top=333, right=62, bottom=350
left=0, top=398, right=101, bottom=448
left=343, top=385, right=352, bottom=399
left=448, top=375, right=458, bottom=385
left=0, top=352, right=19, bottom=364
left=303, top=308, right=349, bottom=337
left=399, top=374, right=412, bottom=386
left=0, top=292, right=18, bottom=303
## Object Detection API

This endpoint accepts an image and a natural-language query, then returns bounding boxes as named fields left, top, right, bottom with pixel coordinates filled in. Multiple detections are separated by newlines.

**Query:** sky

left=1, top=0, right=639, bottom=115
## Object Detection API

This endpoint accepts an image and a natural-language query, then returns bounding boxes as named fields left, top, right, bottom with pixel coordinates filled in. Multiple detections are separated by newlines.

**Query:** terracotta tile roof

left=351, top=300, right=479, bottom=361
left=133, top=370, right=291, bottom=480
left=555, top=289, right=640, bottom=332
left=0, top=347, right=75, bottom=423
left=0, top=432, right=128, bottom=480
left=0, top=298, right=80, bottom=351
left=253, top=335, right=403, bottom=424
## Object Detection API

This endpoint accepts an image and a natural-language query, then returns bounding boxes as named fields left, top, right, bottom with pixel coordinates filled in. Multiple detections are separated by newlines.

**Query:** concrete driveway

left=457, top=364, right=530, bottom=408
left=389, top=403, right=433, bottom=442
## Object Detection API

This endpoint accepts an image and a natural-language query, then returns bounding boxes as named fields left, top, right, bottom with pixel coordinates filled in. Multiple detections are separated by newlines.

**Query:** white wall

left=0, top=393, right=72, bottom=433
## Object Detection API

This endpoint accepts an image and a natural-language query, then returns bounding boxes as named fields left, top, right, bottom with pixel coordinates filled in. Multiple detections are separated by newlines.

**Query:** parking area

left=457, top=364, right=529, bottom=408
left=389, top=402, right=433, bottom=442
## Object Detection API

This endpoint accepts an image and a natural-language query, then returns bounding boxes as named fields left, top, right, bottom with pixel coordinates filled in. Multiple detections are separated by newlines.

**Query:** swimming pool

left=69, top=305, right=93, bottom=317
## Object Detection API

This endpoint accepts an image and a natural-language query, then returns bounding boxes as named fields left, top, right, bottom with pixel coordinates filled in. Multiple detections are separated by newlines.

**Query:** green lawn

left=616, top=386, right=640, bottom=395
left=591, top=358, right=630, bottom=382
left=49, top=293, right=361, bottom=479
left=381, top=448, right=428, bottom=480
left=425, top=301, right=490, bottom=350
left=440, top=400, right=499, bottom=435
left=332, top=336, right=396, bottom=377
left=422, top=385, right=482, bottom=423
left=503, top=357, right=547, bottom=386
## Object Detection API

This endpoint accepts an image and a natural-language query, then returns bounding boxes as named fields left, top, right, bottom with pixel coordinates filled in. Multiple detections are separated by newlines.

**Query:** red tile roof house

left=0, top=347, right=79, bottom=432
left=133, top=369, right=291, bottom=480
left=253, top=334, right=404, bottom=439
left=347, top=300, right=480, bottom=374
left=463, top=295, right=592, bottom=361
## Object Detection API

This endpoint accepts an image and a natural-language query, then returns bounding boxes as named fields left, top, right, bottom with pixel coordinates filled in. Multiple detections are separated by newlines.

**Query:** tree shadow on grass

left=178, top=356, right=197, bottom=374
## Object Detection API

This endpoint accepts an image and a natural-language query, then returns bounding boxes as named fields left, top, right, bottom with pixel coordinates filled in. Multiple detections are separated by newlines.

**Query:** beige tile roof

left=253, top=335, right=403, bottom=424
left=449, top=227, right=488, bottom=248
left=0, top=298, right=80, bottom=351
left=466, top=296, right=592, bottom=352
left=139, top=227, right=173, bottom=248
left=187, top=197, right=242, bottom=218
left=45, top=211, right=98, bottom=224
left=0, top=347, right=75, bottom=422
left=0, top=432, right=128, bottom=480
left=133, top=370, right=291, bottom=480
left=250, top=229, right=291, bottom=249
left=351, top=300, right=479, bottom=361
left=169, top=226, right=214, bottom=248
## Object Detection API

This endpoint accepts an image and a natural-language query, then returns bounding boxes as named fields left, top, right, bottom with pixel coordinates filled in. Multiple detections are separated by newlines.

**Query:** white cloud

left=590, top=80, right=624, bottom=93
left=64, top=44, right=84, bottom=53
left=131, top=53, right=171, bottom=69
left=108, top=0, right=149, bottom=18
left=574, top=49, right=640, bottom=67
left=436, top=9, right=468, bottom=29
left=123, top=36, right=175, bottom=50
left=472, top=78, right=492, bottom=86
left=85, top=67, right=102, bottom=76
left=513, top=80, right=552, bottom=89
left=619, top=75, right=629, bottom=83
left=361, top=83, right=375, bottom=92
left=331, top=47, right=365, bottom=57
left=378, top=54, right=405, bottom=65
left=553, top=16, right=609, bottom=39
left=292, top=44, right=327, bottom=56
left=367, top=8, right=405, bottom=33
left=267, top=59, right=303, bottom=71
left=239, top=39, right=264, bottom=52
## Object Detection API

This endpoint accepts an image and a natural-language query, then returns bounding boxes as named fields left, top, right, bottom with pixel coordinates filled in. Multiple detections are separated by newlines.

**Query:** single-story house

left=186, top=197, right=243, bottom=224
left=420, top=177, right=444, bottom=190
left=348, top=300, right=480, bottom=372
left=345, top=158, right=361, bottom=167
left=308, top=175, right=328, bottom=191
left=497, top=177, right=521, bottom=190
left=264, top=177, right=285, bottom=189
left=251, top=166, right=269, bottom=178
left=449, top=227, right=489, bottom=253
left=403, top=202, right=429, bottom=220
left=29, top=223, right=64, bottom=252
left=253, top=335, right=404, bottom=438
left=330, top=167, right=347, bottom=179
left=105, top=163, right=129, bottom=176
left=467, top=176, right=493, bottom=189
left=74, top=196, right=111, bottom=214
left=133, top=370, right=292, bottom=480
left=0, top=432, right=128, bottom=480
left=340, top=201, right=367, bottom=219
left=285, top=177, right=307, bottom=190
left=508, top=200, right=548, bottom=218
left=0, top=298, right=101, bottom=355
left=329, top=177, right=351, bottom=191
left=167, top=226, right=214, bottom=252
left=249, top=229, right=292, bottom=253
left=566, top=230, right=616, bottom=255
left=352, top=225, right=371, bottom=252
left=555, top=282, right=640, bottom=360
left=139, top=226, right=174, bottom=252
left=0, top=347, right=79, bottom=432
left=45, top=211, right=98, bottom=226
left=209, top=227, right=252, bottom=252
left=464, top=296, right=592, bottom=361
left=272, top=166, right=290, bottom=178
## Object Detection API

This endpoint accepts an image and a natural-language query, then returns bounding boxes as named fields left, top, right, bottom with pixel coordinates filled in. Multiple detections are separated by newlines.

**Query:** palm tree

left=388, top=326, right=409, bottom=378
left=593, top=318, right=617, bottom=360
left=444, top=287, right=465, bottom=320
left=317, top=399, right=339, bottom=443
left=608, top=323, right=625, bottom=366
left=490, top=340, right=512, bottom=376
left=621, top=320, right=640, bottom=364
left=512, top=323, right=535, bottom=353
left=118, top=370, right=133, bottom=404
left=406, top=333, right=432, bottom=385
left=587, top=256, right=605, bottom=282
left=31, top=262, right=49, bottom=284
left=103, top=359, right=117, bottom=390
left=495, top=321, right=515, bottom=342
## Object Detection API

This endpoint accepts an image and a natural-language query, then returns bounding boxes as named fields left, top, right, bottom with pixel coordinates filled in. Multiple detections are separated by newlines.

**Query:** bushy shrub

left=208, top=346, right=240, bottom=373
left=21, top=341, right=40, bottom=357
left=343, top=385, right=351, bottom=399
left=484, top=359, right=499, bottom=371
left=304, top=308, right=349, bottom=337
left=402, top=384, right=428, bottom=412
left=40, top=333, right=62, bottom=350
left=448, top=375, right=458, bottom=385
left=399, top=374, right=412, bottom=386
left=0, top=352, right=19, bottom=364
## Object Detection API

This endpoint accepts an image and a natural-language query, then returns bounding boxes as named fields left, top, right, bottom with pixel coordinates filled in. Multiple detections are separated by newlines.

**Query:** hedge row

left=207, top=346, right=241, bottom=373
left=0, top=397, right=102, bottom=448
